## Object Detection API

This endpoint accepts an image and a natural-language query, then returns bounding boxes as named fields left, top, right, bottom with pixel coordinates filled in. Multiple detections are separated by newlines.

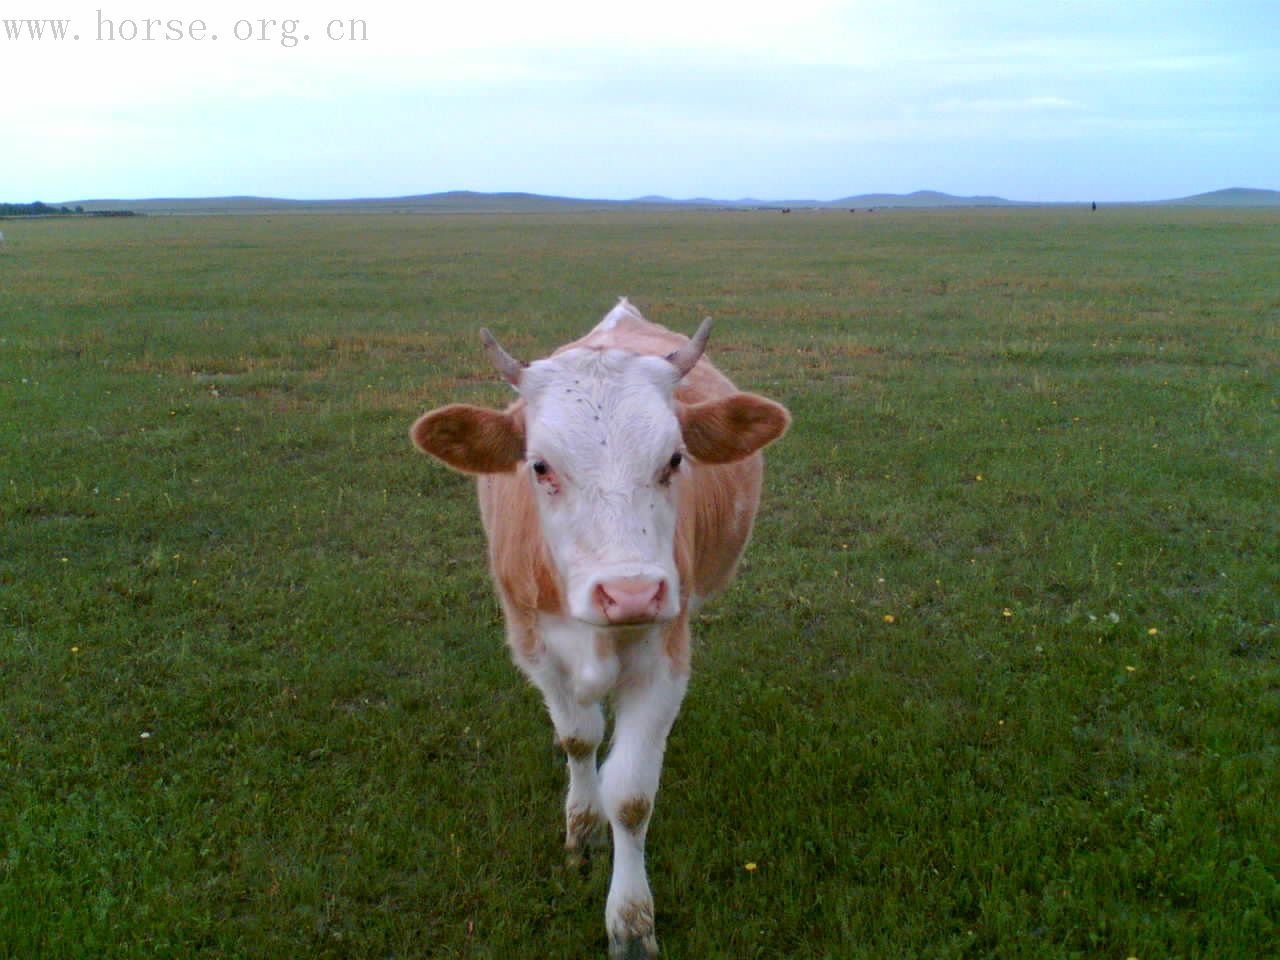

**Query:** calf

left=411, top=298, right=790, bottom=957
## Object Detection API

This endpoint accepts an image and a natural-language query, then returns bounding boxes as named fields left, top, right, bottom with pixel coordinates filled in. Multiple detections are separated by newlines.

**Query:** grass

left=1, top=208, right=1277, bottom=959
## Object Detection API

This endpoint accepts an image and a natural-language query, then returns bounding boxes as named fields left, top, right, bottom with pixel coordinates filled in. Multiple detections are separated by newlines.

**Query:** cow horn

left=666, top=316, right=714, bottom=377
left=480, top=328, right=525, bottom=386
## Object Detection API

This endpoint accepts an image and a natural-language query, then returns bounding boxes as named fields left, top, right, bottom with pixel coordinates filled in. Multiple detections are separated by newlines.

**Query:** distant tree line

left=0, top=202, right=137, bottom=218
left=0, top=201, right=81, bottom=216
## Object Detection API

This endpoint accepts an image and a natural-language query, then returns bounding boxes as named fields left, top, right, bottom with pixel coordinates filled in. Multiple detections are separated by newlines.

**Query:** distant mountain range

left=58, top=187, right=1280, bottom=215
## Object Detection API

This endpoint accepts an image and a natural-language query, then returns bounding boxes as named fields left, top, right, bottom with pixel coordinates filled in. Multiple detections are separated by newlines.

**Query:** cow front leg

left=561, top=717, right=608, bottom=867
left=599, top=638, right=689, bottom=959
left=517, top=648, right=608, bottom=866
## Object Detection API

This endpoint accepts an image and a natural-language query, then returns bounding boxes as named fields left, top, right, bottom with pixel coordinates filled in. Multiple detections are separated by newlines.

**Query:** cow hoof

left=609, top=933, right=658, bottom=960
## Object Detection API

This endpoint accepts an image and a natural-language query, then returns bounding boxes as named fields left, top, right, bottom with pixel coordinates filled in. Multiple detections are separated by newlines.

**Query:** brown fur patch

left=480, top=468, right=565, bottom=620
left=663, top=617, right=692, bottom=674
left=567, top=808, right=605, bottom=847
left=561, top=736, right=596, bottom=760
left=615, top=899, right=656, bottom=938
left=616, top=796, right=651, bottom=833
left=675, top=447, right=763, bottom=602
left=505, top=613, right=543, bottom=659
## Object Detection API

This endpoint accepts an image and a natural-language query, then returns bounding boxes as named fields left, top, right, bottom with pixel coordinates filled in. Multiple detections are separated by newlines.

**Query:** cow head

left=412, top=318, right=788, bottom=627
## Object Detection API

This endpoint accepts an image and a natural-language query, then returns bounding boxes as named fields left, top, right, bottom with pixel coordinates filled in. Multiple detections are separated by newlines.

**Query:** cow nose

left=593, top=578, right=667, bottom=625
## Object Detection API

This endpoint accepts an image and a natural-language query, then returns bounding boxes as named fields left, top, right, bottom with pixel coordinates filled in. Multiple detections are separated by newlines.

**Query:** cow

left=411, top=298, right=790, bottom=958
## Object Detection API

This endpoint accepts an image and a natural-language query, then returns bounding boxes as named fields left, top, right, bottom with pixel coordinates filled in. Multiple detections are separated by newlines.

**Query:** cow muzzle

left=592, top=577, right=670, bottom=626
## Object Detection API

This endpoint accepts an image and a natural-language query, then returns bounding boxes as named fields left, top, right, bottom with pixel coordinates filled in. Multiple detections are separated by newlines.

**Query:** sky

left=2, top=0, right=1277, bottom=202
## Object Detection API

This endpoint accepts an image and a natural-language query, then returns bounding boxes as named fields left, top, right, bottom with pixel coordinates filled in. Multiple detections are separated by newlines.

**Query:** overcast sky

left=2, top=0, right=1276, bottom=202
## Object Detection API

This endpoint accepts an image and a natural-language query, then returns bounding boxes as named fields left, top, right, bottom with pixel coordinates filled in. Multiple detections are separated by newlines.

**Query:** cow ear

left=678, top=393, right=790, bottom=465
left=411, top=404, right=525, bottom=474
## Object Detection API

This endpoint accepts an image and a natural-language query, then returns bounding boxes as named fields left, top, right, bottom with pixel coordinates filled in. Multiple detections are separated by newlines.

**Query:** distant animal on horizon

left=410, top=298, right=790, bottom=958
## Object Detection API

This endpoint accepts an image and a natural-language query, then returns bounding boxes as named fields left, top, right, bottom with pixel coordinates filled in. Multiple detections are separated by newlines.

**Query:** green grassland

left=1, top=208, right=1276, bottom=958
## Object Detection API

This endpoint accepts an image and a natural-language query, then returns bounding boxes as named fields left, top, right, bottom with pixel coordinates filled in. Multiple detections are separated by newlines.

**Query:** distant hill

left=829, top=190, right=1024, bottom=208
left=66, top=192, right=632, bottom=215
left=629, top=190, right=1024, bottom=209
left=1161, top=188, right=1280, bottom=207
left=59, top=187, right=1279, bottom=215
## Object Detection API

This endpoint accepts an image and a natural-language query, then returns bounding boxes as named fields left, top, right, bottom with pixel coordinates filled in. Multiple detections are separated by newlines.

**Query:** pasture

left=1, top=207, right=1276, bottom=958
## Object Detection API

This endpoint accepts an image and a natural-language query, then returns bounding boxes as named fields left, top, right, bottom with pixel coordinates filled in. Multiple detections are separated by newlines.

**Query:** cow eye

left=530, top=458, right=561, bottom=494
left=659, top=451, right=683, bottom=486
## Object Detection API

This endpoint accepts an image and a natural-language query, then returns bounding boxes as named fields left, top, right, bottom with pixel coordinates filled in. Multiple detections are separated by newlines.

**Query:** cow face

left=413, top=321, right=789, bottom=628
left=517, top=346, right=687, bottom=626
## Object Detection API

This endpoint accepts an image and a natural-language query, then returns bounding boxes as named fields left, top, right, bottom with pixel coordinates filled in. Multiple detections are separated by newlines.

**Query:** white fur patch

left=538, top=614, right=623, bottom=704
left=595, top=296, right=643, bottom=332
